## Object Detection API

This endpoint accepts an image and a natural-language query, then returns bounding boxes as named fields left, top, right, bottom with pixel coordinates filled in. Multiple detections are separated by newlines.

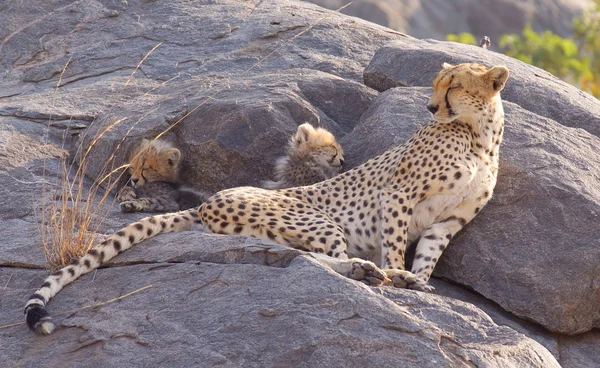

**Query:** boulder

left=0, top=0, right=597, bottom=366
left=1, top=231, right=559, bottom=368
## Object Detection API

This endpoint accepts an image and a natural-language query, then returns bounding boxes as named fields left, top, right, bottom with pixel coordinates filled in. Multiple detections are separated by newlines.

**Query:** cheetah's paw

left=120, top=200, right=142, bottom=213
left=117, top=186, right=137, bottom=202
left=348, top=259, right=388, bottom=286
left=383, top=270, right=435, bottom=291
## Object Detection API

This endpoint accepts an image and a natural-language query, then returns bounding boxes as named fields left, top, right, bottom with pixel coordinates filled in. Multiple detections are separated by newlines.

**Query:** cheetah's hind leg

left=310, top=253, right=388, bottom=286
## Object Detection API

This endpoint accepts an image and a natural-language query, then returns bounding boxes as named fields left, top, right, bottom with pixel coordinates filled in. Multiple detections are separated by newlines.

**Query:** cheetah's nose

left=131, top=178, right=139, bottom=186
left=339, top=159, right=344, bottom=166
left=427, top=104, right=439, bottom=114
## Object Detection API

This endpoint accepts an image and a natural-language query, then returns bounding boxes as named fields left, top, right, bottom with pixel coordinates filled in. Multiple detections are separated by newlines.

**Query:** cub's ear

left=164, top=148, right=181, bottom=167
left=295, top=123, right=315, bottom=143
left=486, top=66, right=509, bottom=92
left=140, top=138, right=151, bottom=147
left=442, top=62, right=454, bottom=69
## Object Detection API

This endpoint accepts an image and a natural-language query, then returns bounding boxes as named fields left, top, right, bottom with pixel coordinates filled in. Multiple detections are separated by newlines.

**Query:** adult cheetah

left=25, top=62, right=509, bottom=334
left=263, top=123, right=344, bottom=189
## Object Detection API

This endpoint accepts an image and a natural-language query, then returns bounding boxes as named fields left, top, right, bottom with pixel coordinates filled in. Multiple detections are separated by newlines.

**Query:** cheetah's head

left=127, top=138, right=181, bottom=187
left=289, top=123, right=344, bottom=172
left=427, top=63, right=509, bottom=123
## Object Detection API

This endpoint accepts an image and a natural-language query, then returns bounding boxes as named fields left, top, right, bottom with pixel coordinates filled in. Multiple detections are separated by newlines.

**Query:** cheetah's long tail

left=24, top=208, right=202, bottom=334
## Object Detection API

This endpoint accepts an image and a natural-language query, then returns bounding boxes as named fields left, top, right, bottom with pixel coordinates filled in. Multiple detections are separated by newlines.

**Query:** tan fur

left=263, top=123, right=344, bottom=189
left=128, top=138, right=181, bottom=187
left=25, top=63, right=510, bottom=335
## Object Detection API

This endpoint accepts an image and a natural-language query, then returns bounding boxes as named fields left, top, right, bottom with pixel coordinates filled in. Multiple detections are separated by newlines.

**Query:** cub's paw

left=348, top=259, right=388, bottom=286
left=120, top=200, right=143, bottom=213
left=117, top=187, right=137, bottom=202
left=383, top=270, right=434, bottom=291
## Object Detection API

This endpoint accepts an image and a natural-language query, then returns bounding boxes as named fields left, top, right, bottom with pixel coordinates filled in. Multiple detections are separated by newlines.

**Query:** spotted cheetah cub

left=263, top=123, right=344, bottom=189
left=25, top=63, right=510, bottom=335
left=117, top=139, right=209, bottom=212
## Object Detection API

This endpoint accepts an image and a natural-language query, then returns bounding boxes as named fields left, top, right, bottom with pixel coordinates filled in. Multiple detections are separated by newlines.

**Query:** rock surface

left=363, top=39, right=600, bottom=139
left=2, top=231, right=559, bottom=368
left=0, top=0, right=598, bottom=366
left=307, top=0, right=591, bottom=44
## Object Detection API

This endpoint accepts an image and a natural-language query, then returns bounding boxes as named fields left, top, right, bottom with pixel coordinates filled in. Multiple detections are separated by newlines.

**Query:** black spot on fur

left=113, top=240, right=122, bottom=252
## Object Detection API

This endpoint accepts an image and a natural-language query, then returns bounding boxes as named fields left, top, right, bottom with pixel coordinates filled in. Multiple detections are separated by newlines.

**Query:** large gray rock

left=0, top=0, right=390, bottom=193
left=82, top=70, right=377, bottom=193
left=344, top=86, right=600, bottom=334
left=307, top=0, right=590, bottom=43
left=0, top=0, right=597, bottom=366
left=1, top=231, right=559, bottom=368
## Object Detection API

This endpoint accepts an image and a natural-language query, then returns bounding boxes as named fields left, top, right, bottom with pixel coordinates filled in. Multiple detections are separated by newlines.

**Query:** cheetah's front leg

left=117, top=186, right=137, bottom=202
left=411, top=187, right=493, bottom=284
left=120, top=197, right=179, bottom=213
left=379, top=190, right=430, bottom=291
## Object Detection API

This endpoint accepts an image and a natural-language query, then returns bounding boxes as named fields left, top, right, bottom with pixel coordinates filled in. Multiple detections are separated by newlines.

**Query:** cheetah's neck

left=465, top=97, right=505, bottom=163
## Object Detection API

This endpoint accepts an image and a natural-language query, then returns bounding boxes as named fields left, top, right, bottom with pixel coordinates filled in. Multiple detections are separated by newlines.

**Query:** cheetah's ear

left=486, top=66, right=509, bottom=92
left=163, top=148, right=181, bottom=167
left=442, top=62, right=454, bottom=69
left=296, top=123, right=315, bottom=143
left=140, top=138, right=151, bottom=147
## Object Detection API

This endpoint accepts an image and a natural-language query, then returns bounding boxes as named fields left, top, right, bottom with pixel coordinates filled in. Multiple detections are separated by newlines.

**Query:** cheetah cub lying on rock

left=25, top=62, right=509, bottom=334
left=117, top=139, right=210, bottom=212
left=263, top=123, right=344, bottom=189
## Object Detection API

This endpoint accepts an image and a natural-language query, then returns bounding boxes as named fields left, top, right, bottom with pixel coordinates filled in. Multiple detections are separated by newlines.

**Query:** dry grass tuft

left=39, top=125, right=127, bottom=270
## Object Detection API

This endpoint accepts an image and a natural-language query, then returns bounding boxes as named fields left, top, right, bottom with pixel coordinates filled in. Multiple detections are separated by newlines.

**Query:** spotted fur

left=117, top=139, right=210, bottom=212
left=262, top=123, right=344, bottom=189
left=25, top=63, right=509, bottom=334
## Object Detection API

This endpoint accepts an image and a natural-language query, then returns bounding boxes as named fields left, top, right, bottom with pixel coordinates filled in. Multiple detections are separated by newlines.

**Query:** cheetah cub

left=263, top=123, right=344, bottom=189
left=117, top=139, right=210, bottom=212
left=25, top=63, right=510, bottom=335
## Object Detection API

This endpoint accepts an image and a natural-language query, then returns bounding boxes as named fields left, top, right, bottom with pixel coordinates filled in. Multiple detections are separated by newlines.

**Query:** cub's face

left=127, top=140, right=181, bottom=187
left=311, top=144, right=344, bottom=173
left=427, top=63, right=509, bottom=123
left=291, top=123, right=344, bottom=174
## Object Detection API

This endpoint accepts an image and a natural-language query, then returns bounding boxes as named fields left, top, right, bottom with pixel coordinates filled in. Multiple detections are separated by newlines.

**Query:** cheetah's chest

left=341, top=156, right=497, bottom=263
left=407, top=157, right=497, bottom=242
